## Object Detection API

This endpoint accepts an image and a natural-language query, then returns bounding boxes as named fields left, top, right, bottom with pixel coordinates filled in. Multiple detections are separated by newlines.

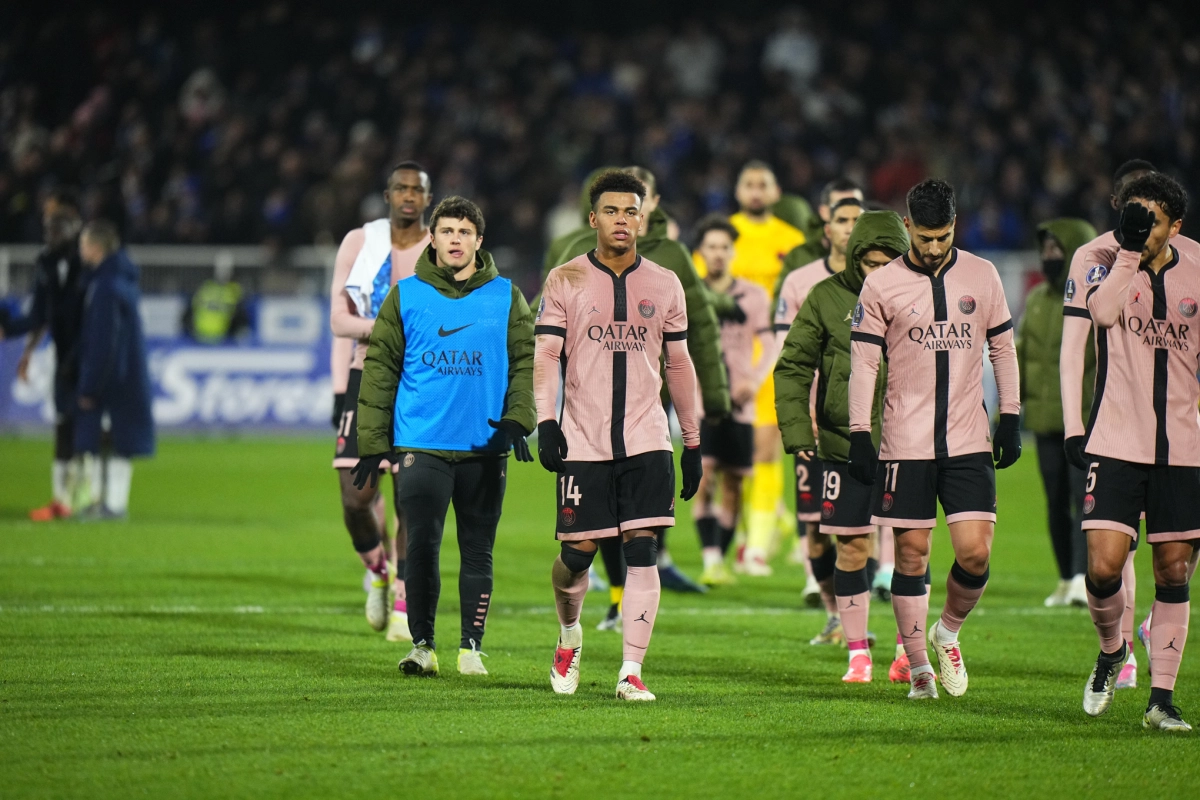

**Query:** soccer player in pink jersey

left=691, top=215, right=773, bottom=588
left=535, top=171, right=702, bottom=702
left=848, top=179, right=1022, bottom=700
left=1058, top=160, right=1200, bottom=690
left=1073, top=174, right=1200, bottom=732
left=329, top=162, right=431, bottom=640
left=775, top=196, right=868, bottom=635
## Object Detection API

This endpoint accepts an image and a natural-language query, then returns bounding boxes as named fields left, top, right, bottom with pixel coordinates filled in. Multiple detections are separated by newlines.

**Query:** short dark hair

left=1119, top=173, right=1188, bottom=222
left=625, top=166, right=657, bottom=197
left=820, top=178, right=864, bottom=207
left=429, top=196, right=485, bottom=236
left=81, top=219, right=121, bottom=255
left=589, top=170, right=646, bottom=209
left=906, top=178, right=956, bottom=229
left=693, top=213, right=739, bottom=245
left=1113, top=159, right=1156, bottom=185
left=830, top=197, right=864, bottom=214
left=389, top=161, right=430, bottom=187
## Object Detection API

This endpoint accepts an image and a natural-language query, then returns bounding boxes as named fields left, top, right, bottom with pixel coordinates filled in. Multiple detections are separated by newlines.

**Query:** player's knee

left=954, top=547, right=990, bottom=576
left=622, top=535, right=659, bottom=568
left=835, top=537, right=870, bottom=571
left=1153, top=558, right=1190, bottom=587
left=560, top=543, right=597, bottom=575
left=1087, top=552, right=1124, bottom=587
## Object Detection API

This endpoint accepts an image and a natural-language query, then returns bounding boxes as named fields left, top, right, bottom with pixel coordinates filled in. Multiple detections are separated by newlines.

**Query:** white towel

left=343, top=218, right=393, bottom=319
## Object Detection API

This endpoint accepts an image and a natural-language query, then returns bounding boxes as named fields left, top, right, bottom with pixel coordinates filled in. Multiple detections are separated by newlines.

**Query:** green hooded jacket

left=548, top=206, right=732, bottom=418
left=357, top=246, right=535, bottom=462
left=543, top=167, right=614, bottom=275
left=775, top=211, right=909, bottom=461
left=1017, top=218, right=1098, bottom=434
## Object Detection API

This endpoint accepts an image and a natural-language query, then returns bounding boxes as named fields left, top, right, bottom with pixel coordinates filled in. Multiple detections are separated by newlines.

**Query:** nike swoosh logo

left=438, top=324, right=474, bottom=337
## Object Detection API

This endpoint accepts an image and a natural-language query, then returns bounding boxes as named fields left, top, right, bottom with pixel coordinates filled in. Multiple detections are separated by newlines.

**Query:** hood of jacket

left=840, top=211, right=909, bottom=294
left=1036, top=218, right=1099, bottom=291
left=415, top=245, right=499, bottom=293
left=639, top=206, right=673, bottom=244
left=772, top=193, right=820, bottom=242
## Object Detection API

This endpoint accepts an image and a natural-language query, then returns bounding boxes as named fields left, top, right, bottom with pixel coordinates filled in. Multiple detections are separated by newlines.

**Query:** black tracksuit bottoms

left=397, top=452, right=506, bottom=650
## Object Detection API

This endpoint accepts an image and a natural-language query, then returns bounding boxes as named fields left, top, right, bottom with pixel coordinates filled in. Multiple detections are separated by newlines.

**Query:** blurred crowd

left=1, top=1, right=1197, bottom=287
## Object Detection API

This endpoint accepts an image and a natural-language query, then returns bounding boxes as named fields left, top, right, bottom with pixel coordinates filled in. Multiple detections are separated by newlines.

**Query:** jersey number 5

left=1086, top=462, right=1099, bottom=493
left=560, top=475, right=583, bottom=507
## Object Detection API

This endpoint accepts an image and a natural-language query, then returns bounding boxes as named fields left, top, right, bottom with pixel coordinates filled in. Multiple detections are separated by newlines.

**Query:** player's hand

left=732, top=381, right=756, bottom=407
left=1063, top=435, right=1087, bottom=470
left=680, top=445, right=702, bottom=501
left=350, top=453, right=388, bottom=489
left=331, top=392, right=346, bottom=430
left=848, top=431, right=878, bottom=485
left=488, top=418, right=533, bottom=463
left=992, top=413, right=1022, bottom=469
left=537, top=420, right=568, bottom=473
left=1118, top=201, right=1155, bottom=253
left=794, top=449, right=815, bottom=461
left=729, top=302, right=748, bottom=324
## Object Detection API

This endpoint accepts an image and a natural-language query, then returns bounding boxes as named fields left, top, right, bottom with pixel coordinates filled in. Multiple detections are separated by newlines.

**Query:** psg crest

left=638, top=299, right=656, bottom=319
left=958, top=296, right=976, bottom=315
left=560, top=507, right=576, bottom=527
left=1180, top=298, right=1198, bottom=318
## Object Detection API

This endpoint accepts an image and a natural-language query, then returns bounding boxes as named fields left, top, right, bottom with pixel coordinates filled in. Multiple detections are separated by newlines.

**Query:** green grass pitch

left=1, top=435, right=1196, bottom=798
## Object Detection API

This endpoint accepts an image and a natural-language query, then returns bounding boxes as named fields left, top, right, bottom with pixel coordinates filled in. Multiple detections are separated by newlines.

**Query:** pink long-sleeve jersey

left=848, top=249, right=1020, bottom=460
left=1081, top=240, right=1200, bottom=466
left=534, top=251, right=700, bottom=461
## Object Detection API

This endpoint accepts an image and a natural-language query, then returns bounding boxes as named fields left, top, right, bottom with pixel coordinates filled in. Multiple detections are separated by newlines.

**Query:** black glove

left=992, top=413, right=1022, bottom=469
left=729, top=302, right=748, bottom=324
left=350, top=453, right=388, bottom=489
left=488, top=418, right=533, bottom=462
left=680, top=445, right=703, bottom=501
left=1118, top=201, right=1155, bottom=254
left=537, top=419, right=569, bottom=473
left=848, top=431, right=878, bottom=485
left=1064, top=435, right=1087, bottom=470
left=331, top=392, right=346, bottom=430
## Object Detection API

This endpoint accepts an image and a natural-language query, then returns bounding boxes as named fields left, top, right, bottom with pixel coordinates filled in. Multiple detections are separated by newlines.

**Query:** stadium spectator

left=74, top=220, right=155, bottom=520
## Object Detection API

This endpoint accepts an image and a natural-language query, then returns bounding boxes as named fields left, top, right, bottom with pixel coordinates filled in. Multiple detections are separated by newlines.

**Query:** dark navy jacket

left=74, top=249, right=155, bottom=457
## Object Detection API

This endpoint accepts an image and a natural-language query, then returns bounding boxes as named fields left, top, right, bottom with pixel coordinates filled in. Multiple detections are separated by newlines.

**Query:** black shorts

left=1080, top=456, right=1200, bottom=544
left=819, top=461, right=874, bottom=536
left=332, top=368, right=395, bottom=472
left=700, top=417, right=754, bottom=472
left=795, top=454, right=824, bottom=523
left=871, top=452, right=996, bottom=529
left=555, top=451, right=676, bottom=541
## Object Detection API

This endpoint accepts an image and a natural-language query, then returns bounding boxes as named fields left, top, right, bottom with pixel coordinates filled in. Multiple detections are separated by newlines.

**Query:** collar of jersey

left=1138, top=244, right=1179, bottom=282
left=902, top=248, right=958, bottom=282
left=587, top=250, right=642, bottom=280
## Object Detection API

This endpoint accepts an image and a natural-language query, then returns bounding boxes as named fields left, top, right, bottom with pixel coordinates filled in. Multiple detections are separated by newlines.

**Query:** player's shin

left=810, top=544, right=837, bottom=616
left=891, top=572, right=931, bottom=670
left=940, top=561, right=989, bottom=638
left=621, top=535, right=661, bottom=679
left=834, top=566, right=871, bottom=658
left=1148, top=584, right=1190, bottom=707
left=1086, top=575, right=1127, bottom=655
left=1121, top=550, right=1137, bottom=649
left=553, top=546, right=593, bottom=630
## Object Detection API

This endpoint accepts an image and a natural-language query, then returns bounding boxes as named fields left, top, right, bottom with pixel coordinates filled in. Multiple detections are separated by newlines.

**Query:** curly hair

left=588, top=170, right=646, bottom=209
left=1118, top=172, right=1188, bottom=222
left=429, top=196, right=485, bottom=236
left=692, top=213, right=739, bottom=245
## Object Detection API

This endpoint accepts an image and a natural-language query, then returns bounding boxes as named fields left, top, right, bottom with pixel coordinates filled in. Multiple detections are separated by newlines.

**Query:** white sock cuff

left=619, top=660, right=642, bottom=680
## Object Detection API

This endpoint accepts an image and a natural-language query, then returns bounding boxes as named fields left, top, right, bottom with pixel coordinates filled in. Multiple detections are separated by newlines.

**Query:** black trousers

left=396, top=453, right=506, bottom=650
left=1035, top=433, right=1087, bottom=579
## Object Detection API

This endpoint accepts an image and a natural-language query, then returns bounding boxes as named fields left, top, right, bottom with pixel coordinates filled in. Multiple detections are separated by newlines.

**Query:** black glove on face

left=729, top=302, right=748, bottom=324
left=992, top=413, right=1022, bottom=469
left=680, top=445, right=703, bottom=501
left=488, top=418, right=533, bottom=462
left=537, top=419, right=569, bottom=473
left=847, top=431, right=878, bottom=485
left=1064, top=435, right=1087, bottom=470
left=350, top=453, right=388, bottom=489
left=331, top=392, right=346, bottom=430
left=1118, top=201, right=1155, bottom=254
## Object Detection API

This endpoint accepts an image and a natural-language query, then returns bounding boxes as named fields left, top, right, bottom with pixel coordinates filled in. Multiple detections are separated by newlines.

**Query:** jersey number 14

left=560, top=475, right=583, bottom=506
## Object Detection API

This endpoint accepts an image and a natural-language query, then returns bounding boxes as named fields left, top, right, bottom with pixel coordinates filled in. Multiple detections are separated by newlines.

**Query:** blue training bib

left=393, top=275, right=512, bottom=453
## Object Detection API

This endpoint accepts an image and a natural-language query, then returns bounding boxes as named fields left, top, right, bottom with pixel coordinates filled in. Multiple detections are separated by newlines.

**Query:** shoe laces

left=465, top=638, right=488, bottom=658
left=1091, top=647, right=1125, bottom=692
left=1153, top=702, right=1184, bottom=721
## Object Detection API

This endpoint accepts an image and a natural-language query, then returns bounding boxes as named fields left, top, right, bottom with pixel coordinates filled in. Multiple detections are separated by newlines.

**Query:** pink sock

left=837, top=591, right=871, bottom=652
left=622, top=566, right=661, bottom=664
left=940, top=567, right=988, bottom=635
left=1121, top=551, right=1136, bottom=646
left=552, top=564, right=589, bottom=628
left=393, top=598, right=407, bottom=613
left=819, top=577, right=838, bottom=616
left=1149, top=598, right=1190, bottom=692
left=361, top=544, right=388, bottom=575
left=1086, top=578, right=1126, bottom=654
left=892, top=592, right=930, bottom=669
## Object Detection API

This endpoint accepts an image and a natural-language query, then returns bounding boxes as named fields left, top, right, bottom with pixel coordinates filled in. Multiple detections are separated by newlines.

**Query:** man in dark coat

left=0, top=190, right=87, bottom=519
left=75, top=220, right=155, bottom=519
